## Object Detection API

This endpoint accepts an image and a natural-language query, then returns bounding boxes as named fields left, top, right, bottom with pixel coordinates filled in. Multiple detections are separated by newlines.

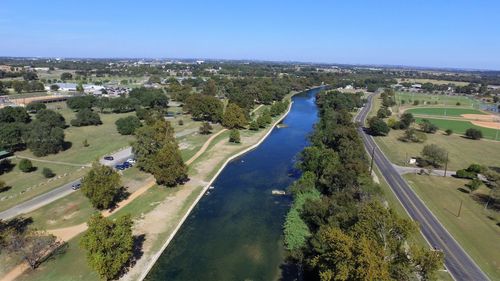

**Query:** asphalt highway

left=356, top=94, right=489, bottom=281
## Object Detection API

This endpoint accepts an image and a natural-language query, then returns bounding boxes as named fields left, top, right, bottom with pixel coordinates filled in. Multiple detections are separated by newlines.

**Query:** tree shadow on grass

left=457, top=187, right=470, bottom=194
left=0, top=216, right=33, bottom=233
left=471, top=193, right=500, bottom=212
left=107, top=187, right=131, bottom=213
left=0, top=159, right=15, bottom=175
left=118, top=234, right=146, bottom=279
left=0, top=185, right=12, bottom=193
left=62, top=141, right=73, bottom=151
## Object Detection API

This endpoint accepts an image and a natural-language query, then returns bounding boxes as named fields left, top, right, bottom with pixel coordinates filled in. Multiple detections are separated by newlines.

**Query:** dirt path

left=14, top=156, right=91, bottom=167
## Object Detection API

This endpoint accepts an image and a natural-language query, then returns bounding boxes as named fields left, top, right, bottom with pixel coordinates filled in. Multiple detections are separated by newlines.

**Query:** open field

left=0, top=159, right=88, bottom=212
left=397, top=78, right=470, bottom=86
left=404, top=174, right=500, bottom=280
left=414, top=117, right=499, bottom=140
left=17, top=108, right=136, bottom=164
left=395, top=92, right=479, bottom=107
left=406, top=107, right=486, bottom=117
left=374, top=129, right=500, bottom=171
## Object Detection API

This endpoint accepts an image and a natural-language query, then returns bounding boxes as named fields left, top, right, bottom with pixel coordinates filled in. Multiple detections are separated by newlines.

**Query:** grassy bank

left=405, top=174, right=500, bottom=280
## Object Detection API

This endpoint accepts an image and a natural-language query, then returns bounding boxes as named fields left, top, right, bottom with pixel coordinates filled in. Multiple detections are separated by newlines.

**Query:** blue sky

left=1, top=0, right=499, bottom=69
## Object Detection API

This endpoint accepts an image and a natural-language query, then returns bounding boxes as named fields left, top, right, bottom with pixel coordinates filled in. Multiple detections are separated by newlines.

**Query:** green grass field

left=414, top=117, right=499, bottom=140
left=405, top=174, right=500, bottom=280
left=374, top=129, right=500, bottom=171
left=0, top=159, right=88, bottom=212
left=17, top=108, right=136, bottom=164
left=406, top=107, right=486, bottom=117
left=396, top=92, right=479, bottom=107
left=398, top=78, right=470, bottom=86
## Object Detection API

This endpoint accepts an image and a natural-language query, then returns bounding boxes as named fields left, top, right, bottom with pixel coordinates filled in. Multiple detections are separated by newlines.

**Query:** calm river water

left=145, top=88, right=321, bottom=281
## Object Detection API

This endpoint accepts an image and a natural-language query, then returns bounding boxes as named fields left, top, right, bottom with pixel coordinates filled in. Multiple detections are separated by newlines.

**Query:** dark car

left=122, top=162, right=131, bottom=168
left=104, top=156, right=114, bottom=161
left=71, top=183, right=81, bottom=190
left=115, top=164, right=125, bottom=170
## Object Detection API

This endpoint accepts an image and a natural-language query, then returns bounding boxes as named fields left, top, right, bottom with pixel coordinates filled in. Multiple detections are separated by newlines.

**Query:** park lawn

left=414, top=117, right=499, bottom=140
left=17, top=109, right=136, bottom=165
left=395, top=92, right=479, bottom=107
left=0, top=160, right=88, bottom=212
left=16, top=233, right=99, bottom=281
left=372, top=167, right=454, bottom=281
left=406, top=107, right=486, bottom=117
left=374, top=129, right=500, bottom=171
left=404, top=174, right=500, bottom=280
left=397, top=78, right=470, bottom=86
left=27, top=191, right=93, bottom=230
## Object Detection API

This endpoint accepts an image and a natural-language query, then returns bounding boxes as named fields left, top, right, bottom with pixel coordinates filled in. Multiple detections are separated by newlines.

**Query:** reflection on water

left=146, top=88, right=320, bottom=281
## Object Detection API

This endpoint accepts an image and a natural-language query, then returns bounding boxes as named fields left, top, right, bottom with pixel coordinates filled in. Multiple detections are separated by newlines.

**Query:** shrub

left=42, top=167, right=55, bottom=178
left=178, top=119, right=184, bottom=126
left=466, top=178, right=482, bottom=192
left=465, top=128, right=482, bottom=140
left=229, top=129, right=241, bottom=143
left=445, top=129, right=453, bottom=135
left=199, top=122, right=213, bottom=135
left=18, top=159, right=34, bottom=173
left=455, top=169, right=476, bottom=179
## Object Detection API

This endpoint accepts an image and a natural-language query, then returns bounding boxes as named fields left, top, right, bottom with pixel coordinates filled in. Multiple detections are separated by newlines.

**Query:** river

left=145, top=87, right=321, bottom=281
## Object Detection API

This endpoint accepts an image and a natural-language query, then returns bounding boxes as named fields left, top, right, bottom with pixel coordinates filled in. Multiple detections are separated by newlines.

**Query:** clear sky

left=1, top=0, right=499, bottom=70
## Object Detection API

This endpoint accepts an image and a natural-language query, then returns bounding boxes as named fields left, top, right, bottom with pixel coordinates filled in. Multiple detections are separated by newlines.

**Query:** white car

left=126, top=158, right=136, bottom=164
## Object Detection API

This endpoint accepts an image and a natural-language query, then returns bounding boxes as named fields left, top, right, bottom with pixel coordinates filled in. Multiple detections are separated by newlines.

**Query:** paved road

left=356, top=94, right=489, bottom=281
left=0, top=128, right=199, bottom=220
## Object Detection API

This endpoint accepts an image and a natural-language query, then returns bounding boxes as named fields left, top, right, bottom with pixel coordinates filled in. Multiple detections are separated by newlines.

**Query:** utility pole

left=444, top=152, right=449, bottom=177
left=369, top=146, right=375, bottom=174
left=457, top=200, right=463, bottom=217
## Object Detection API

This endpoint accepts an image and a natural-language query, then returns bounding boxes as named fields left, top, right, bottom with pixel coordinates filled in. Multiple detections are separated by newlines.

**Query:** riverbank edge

left=137, top=86, right=321, bottom=281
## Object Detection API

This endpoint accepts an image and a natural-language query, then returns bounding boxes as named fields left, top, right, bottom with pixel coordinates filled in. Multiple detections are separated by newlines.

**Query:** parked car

left=71, top=183, right=81, bottom=190
left=115, top=164, right=125, bottom=170
left=104, top=156, right=114, bottom=161
left=122, top=162, right=131, bottom=168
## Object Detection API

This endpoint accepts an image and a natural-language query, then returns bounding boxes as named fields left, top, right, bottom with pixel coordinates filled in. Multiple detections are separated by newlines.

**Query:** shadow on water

left=145, top=88, right=322, bottom=281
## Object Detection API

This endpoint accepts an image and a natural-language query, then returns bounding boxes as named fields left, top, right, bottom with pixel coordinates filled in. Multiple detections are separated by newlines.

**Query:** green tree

left=249, top=120, right=259, bottom=131
left=150, top=142, right=188, bottom=186
left=0, top=123, right=26, bottom=151
left=50, top=84, right=60, bottom=91
left=399, top=112, right=415, bottom=129
left=60, top=72, right=72, bottom=81
left=203, top=79, right=217, bottom=96
left=26, top=102, right=46, bottom=113
left=76, top=82, right=84, bottom=93
left=115, top=116, right=142, bottom=135
left=419, top=119, right=438, bottom=133
left=229, top=129, right=241, bottom=143
left=222, top=103, right=247, bottom=129
left=18, top=159, right=33, bottom=173
left=199, top=122, right=213, bottom=135
left=24, top=121, right=65, bottom=156
left=80, top=214, right=133, bottom=281
left=184, top=94, right=223, bottom=122
left=81, top=162, right=121, bottom=210
left=0, top=106, right=30, bottom=123
left=465, top=128, right=483, bottom=140
left=71, top=109, right=102, bottom=127
left=132, top=120, right=175, bottom=172
left=368, top=116, right=390, bottom=136
left=421, top=144, right=448, bottom=167
left=42, top=167, right=55, bottom=178
left=36, top=109, right=66, bottom=128
left=445, top=129, right=453, bottom=135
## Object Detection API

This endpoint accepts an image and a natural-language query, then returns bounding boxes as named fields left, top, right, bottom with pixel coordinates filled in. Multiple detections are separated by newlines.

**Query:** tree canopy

left=81, top=162, right=121, bottom=210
